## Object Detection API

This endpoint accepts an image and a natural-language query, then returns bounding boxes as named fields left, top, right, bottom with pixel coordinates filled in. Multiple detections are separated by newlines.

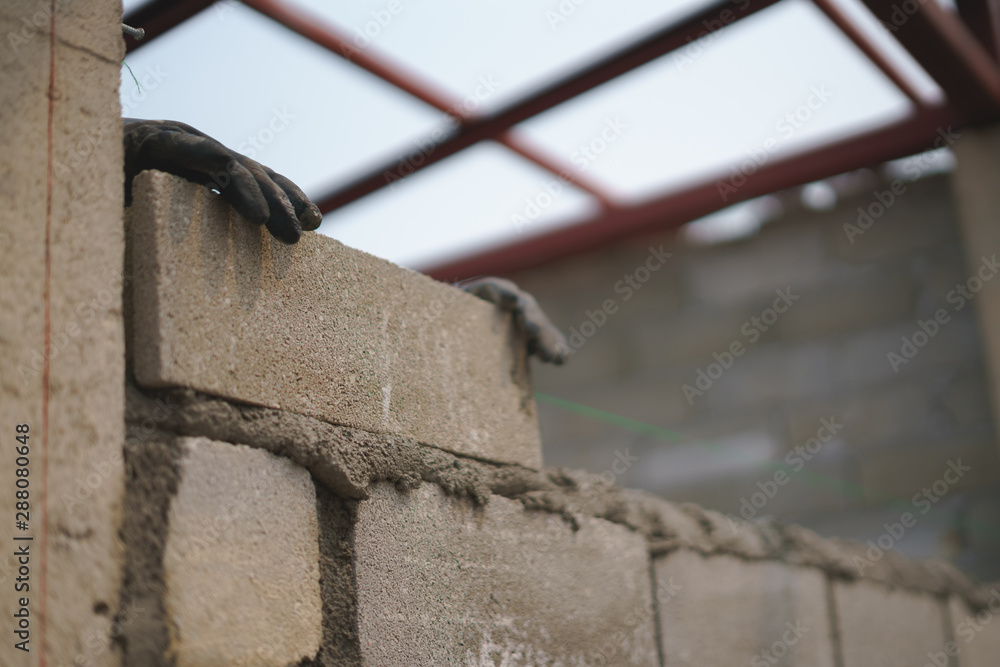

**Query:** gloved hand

left=459, top=277, right=570, bottom=365
left=123, top=118, right=322, bottom=244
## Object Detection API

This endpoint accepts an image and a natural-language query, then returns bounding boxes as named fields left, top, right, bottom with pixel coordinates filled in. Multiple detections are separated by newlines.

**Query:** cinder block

left=163, top=437, right=322, bottom=667
left=833, top=579, right=948, bottom=667
left=774, top=269, right=916, bottom=341
left=633, top=304, right=762, bottom=369
left=349, top=482, right=660, bottom=665
left=781, top=381, right=951, bottom=453
left=653, top=550, right=836, bottom=666
left=126, top=170, right=543, bottom=469
left=954, top=126, right=1000, bottom=451
left=682, top=222, right=830, bottom=307
left=830, top=315, right=983, bottom=390
left=948, top=593, right=1000, bottom=667
left=697, top=342, right=834, bottom=411
left=1, top=8, right=127, bottom=667
left=858, top=439, right=1000, bottom=505
left=827, top=174, right=959, bottom=263
left=535, top=371, right=693, bottom=450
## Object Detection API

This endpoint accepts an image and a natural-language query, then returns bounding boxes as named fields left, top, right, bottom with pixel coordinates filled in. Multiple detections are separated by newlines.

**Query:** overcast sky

left=121, top=0, right=943, bottom=270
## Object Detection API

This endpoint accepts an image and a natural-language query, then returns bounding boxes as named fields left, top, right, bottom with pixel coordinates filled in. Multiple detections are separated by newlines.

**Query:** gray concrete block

left=632, top=304, right=763, bottom=369
left=830, top=315, right=983, bottom=389
left=833, top=579, right=948, bottom=667
left=349, top=482, right=660, bottom=665
left=682, top=222, right=830, bottom=307
left=126, top=170, right=543, bottom=469
left=827, top=174, right=959, bottom=263
left=1, top=9, right=127, bottom=666
left=780, top=381, right=957, bottom=453
left=697, top=342, right=835, bottom=411
left=163, top=437, right=322, bottom=666
left=535, top=371, right=693, bottom=452
left=774, top=269, right=917, bottom=341
left=954, top=126, right=1000, bottom=455
left=654, top=550, right=836, bottom=666
left=948, top=594, right=1000, bottom=667
left=858, top=439, right=1000, bottom=505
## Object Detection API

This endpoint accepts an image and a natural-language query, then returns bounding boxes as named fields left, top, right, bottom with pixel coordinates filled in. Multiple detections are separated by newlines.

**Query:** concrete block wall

left=507, top=170, right=1000, bottom=581
left=113, top=171, right=1000, bottom=666
left=1, top=2, right=127, bottom=665
left=3, top=7, right=999, bottom=661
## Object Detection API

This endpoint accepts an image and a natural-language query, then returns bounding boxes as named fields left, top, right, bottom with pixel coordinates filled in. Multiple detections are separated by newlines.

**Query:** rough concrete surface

left=654, top=550, right=835, bottom=666
left=125, top=381, right=997, bottom=612
left=948, top=593, right=1000, bottom=667
left=119, top=433, right=183, bottom=667
left=163, top=437, right=322, bottom=667
left=350, top=482, right=660, bottom=665
left=126, top=170, right=542, bottom=468
left=833, top=579, right=948, bottom=667
left=1, top=3, right=127, bottom=666
left=953, top=126, right=1000, bottom=453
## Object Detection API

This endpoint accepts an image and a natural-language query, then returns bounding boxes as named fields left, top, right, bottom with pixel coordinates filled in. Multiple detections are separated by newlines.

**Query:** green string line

left=122, top=59, right=141, bottom=93
left=534, top=392, right=985, bottom=514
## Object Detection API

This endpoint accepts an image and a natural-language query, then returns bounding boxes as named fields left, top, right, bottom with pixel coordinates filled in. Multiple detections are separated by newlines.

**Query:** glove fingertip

left=300, top=203, right=323, bottom=231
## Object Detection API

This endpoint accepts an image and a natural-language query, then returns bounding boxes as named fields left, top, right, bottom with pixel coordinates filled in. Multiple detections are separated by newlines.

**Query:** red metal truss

left=237, top=0, right=622, bottom=207
left=811, top=0, right=925, bottom=105
left=240, top=0, right=786, bottom=213
left=425, top=105, right=957, bottom=280
left=123, top=0, right=1000, bottom=279
left=957, top=0, right=1000, bottom=62
left=861, top=0, right=1000, bottom=123
left=123, top=0, right=216, bottom=50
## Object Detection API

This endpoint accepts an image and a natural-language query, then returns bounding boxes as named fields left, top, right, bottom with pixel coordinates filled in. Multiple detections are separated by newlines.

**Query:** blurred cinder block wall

left=510, top=170, right=1000, bottom=581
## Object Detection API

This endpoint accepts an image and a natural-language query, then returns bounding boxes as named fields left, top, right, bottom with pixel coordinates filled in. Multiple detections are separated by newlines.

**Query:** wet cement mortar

left=123, top=377, right=997, bottom=664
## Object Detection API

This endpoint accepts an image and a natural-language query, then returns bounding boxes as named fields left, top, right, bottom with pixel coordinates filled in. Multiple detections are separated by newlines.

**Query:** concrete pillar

left=0, top=2, right=126, bottom=666
left=952, top=125, right=1000, bottom=456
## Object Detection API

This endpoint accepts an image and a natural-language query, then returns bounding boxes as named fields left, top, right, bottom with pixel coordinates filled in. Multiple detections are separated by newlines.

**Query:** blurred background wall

left=510, top=169, right=1000, bottom=582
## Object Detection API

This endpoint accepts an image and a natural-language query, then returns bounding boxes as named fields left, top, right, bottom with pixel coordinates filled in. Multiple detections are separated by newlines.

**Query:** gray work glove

left=123, top=118, right=322, bottom=244
left=459, top=277, right=570, bottom=365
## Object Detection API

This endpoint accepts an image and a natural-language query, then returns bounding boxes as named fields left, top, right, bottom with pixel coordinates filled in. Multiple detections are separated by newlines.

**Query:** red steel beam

left=241, top=0, right=616, bottom=204
left=302, top=0, right=785, bottom=214
left=861, top=0, right=1000, bottom=123
left=425, top=105, right=958, bottom=280
left=811, top=0, right=924, bottom=105
left=499, top=131, right=618, bottom=208
left=956, top=0, right=1000, bottom=62
left=123, top=0, right=216, bottom=53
